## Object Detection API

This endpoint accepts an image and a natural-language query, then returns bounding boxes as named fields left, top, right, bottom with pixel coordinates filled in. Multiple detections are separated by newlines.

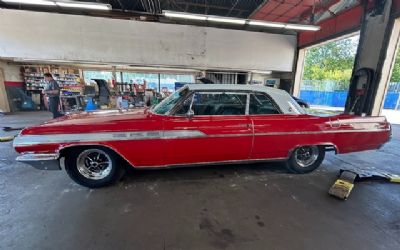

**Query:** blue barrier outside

left=300, top=90, right=400, bottom=109
left=299, top=90, right=348, bottom=107
left=384, top=92, right=400, bottom=109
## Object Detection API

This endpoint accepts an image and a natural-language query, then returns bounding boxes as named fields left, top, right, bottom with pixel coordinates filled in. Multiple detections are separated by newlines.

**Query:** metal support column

left=345, top=0, right=394, bottom=115
left=292, top=48, right=306, bottom=97
left=158, top=73, right=161, bottom=92
left=112, top=66, right=118, bottom=93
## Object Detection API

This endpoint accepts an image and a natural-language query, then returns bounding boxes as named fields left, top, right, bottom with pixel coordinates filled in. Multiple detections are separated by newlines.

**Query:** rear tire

left=286, top=145, right=325, bottom=174
left=64, top=147, right=125, bottom=188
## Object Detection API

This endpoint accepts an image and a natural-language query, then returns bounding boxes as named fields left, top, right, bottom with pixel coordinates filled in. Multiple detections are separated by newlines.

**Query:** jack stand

left=329, top=169, right=400, bottom=200
left=329, top=170, right=357, bottom=200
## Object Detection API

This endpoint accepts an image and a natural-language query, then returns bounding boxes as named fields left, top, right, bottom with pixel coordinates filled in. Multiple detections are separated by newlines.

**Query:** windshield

left=152, top=87, right=189, bottom=115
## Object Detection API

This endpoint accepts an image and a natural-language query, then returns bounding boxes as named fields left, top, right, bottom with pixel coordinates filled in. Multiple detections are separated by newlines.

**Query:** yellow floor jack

left=0, top=136, right=15, bottom=142
left=0, top=127, right=22, bottom=142
left=329, top=169, right=400, bottom=200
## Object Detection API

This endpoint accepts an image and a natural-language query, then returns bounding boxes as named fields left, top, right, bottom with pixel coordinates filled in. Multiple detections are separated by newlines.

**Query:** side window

left=192, top=92, right=247, bottom=116
left=249, top=93, right=280, bottom=115
left=174, top=94, right=193, bottom=115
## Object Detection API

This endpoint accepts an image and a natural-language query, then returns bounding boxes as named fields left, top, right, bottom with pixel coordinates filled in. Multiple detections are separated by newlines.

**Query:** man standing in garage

left=43, top=73, right=62, bottom=119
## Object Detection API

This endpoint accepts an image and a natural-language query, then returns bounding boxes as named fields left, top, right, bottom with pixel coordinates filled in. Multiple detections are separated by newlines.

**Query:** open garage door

left=381, top=19, right=400, bottom=125
left=383, top=48, right=400, bottom=116
left=295, top=34, right=360, bottom=112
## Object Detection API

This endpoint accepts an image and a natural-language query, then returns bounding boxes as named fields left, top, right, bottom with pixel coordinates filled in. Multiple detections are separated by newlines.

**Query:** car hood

left=21, top=108, right=155, bottom=135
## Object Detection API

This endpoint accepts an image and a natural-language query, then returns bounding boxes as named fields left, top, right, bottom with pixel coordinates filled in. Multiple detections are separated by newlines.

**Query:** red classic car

left=13, top=84, right=391, bottom=188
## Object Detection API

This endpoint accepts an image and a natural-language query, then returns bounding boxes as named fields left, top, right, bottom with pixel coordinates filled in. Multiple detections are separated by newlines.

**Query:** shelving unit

left=22, top=65, right=83, bottom=110
left=23, top=65, right=82, bottom=93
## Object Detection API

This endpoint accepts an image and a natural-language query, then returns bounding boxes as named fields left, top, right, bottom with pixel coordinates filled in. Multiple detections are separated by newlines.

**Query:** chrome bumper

left=16, top=153, right=61, bottom=170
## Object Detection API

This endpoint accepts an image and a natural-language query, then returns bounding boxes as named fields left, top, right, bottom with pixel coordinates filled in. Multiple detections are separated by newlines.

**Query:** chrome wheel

left=294, top=146, right=319, bottom=168
left=76, top=149, right=113, bottom=180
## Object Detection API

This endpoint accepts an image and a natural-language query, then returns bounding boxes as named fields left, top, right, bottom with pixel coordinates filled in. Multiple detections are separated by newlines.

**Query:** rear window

left=249, top=93, right=280, bottom=115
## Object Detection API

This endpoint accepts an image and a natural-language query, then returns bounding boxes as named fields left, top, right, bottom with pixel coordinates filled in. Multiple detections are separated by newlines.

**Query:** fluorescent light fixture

left=163, top=10, right=320, bottom=31
left=248, top=20, right=285, bottom=28
left=207, top=16, right=246, bottom=25
left=15, top=58, right=76, bottom=63
left=2, top=0, right=112, bottom=10
left=164, top=11, right=207, bottom=21
left=248, top=20, right=320, bottom=31
left=252, top=70, right=272, bottom=75
left=2, top=0, right=56, bottom=5
left=285, top=24, right=320, bottom=31
left=164, top=11, right=245, bottom=24
left=56, top=1, right=111, bottom=10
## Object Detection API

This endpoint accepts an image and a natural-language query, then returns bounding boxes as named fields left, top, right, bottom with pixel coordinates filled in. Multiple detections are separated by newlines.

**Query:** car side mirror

left=186, top=109, right=194, bottom=120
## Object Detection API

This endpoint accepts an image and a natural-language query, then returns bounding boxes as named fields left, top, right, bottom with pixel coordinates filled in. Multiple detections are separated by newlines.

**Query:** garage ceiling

left=251, top=0, right=361, bottom=23
left=0, top=0, right=361, bottom=27
left=107, top=0, right=266, bottom=19
left=84, top=0, right=361, bottom=23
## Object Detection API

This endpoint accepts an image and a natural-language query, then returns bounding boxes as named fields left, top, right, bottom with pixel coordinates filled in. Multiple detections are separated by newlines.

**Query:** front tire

left=286, top=145, right=325, bottom=174
left=64, top=147, right=124, bottom=188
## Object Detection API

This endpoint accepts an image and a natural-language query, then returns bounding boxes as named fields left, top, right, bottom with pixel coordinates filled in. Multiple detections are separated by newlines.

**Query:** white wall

left=0, top=61, right=22, bottom=82
left=0, top=9, right=296, bottom=72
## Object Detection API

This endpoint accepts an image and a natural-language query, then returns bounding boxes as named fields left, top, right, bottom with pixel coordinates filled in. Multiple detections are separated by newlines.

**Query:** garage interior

left=0, top=0, right=400, bottom=249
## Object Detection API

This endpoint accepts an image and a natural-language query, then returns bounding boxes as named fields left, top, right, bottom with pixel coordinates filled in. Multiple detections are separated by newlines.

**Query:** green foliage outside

left=390, top=50, right=400, bottom=82
left=302, top=36, right=359, bottom=91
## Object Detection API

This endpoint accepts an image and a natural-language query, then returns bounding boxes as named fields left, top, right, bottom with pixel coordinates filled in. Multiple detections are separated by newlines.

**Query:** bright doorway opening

left=299, top=35, right=360, bottom=112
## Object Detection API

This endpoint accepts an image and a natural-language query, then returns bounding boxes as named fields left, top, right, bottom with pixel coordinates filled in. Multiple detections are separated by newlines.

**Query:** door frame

left=0, top=68, right=11, bottom=113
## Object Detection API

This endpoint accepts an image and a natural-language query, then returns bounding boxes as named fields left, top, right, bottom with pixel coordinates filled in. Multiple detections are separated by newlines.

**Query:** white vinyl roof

left=187, top=83, right=283, bottom=93
left=185, top=84, right=305, bottom=115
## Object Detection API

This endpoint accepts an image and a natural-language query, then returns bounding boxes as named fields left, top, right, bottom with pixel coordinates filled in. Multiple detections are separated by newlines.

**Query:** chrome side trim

left=14, top=128, right=390, bottom=147
left=252, top=128, right=391, bottom=136
left=205, top=128, right=390, bottom=138
left=16, top=153, right=61, bottom=170
left=16, top=153, right=59, bottom=161
left=163, top=130, right=205, bottom=139
left=13, top=130, right=207, bottom=146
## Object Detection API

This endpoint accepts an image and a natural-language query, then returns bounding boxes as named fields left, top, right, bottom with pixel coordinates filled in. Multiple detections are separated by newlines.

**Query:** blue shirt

left=44, top=80, right=60, bottom=97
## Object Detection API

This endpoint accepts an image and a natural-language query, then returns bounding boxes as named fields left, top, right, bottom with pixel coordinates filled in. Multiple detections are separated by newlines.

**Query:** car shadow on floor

left=120, top=161, right=292, bottom=185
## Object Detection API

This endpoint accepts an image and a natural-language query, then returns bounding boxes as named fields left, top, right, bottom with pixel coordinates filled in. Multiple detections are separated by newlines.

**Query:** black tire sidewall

left=286, top=146, right=325, bottom=174
left=65, top=147, right=122, bottom=188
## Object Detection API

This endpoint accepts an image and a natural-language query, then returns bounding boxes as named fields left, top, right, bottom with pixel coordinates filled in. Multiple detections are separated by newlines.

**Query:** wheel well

left=59, top=145, right=131, bottom=166
left=322, top=144, right=338, bottom=154
left=288, top=144, right=338, bottom=158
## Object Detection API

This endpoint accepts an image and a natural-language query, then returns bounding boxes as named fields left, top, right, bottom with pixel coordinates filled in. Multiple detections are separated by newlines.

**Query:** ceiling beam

left=249, top=0, right=269, bottom=18
left=298, top=0, right=341, bottom=23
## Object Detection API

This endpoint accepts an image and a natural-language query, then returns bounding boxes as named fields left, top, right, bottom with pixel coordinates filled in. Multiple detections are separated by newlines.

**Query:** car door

left=163, top=91, right=253, bottom=166
left=248, top=92, right=292, bottom=160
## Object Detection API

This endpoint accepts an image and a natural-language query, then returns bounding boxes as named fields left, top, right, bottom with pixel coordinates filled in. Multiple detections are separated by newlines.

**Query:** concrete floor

left=1, top=111, right=400, bottom=250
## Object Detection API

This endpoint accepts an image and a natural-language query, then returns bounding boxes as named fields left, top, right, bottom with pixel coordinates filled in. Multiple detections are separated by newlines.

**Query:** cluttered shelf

left=23, top=66, right=81, bottom=90
left=22, top=65, right=83, bottom=110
